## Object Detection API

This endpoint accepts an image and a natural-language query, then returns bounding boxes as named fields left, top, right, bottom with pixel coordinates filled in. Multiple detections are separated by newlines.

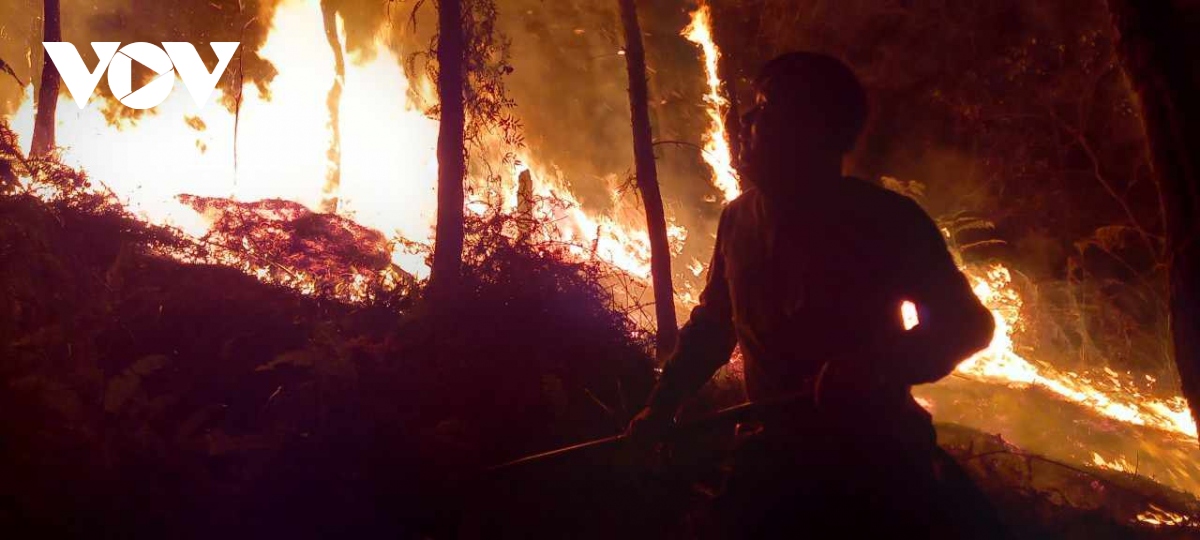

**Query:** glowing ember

left=507, top=160, right=689, bottom=282
left=682, top=1, right=740, bottom=202
left=1136, top=504, right=1193, bottom=528
left=1091, top=451, right=1135, bottom=473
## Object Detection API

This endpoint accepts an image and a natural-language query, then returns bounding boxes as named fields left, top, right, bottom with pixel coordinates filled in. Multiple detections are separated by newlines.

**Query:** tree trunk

left=429, top=0, right=467, bottom=296
left=1107, top=0, right=1200, bottom=439
left=31, top=0, right=61, bottom=157
left=618, top=0, right=678, bottom=361
left=319, top=0, right=345, bottom=213
left=517, top=168, right=534, bottom=242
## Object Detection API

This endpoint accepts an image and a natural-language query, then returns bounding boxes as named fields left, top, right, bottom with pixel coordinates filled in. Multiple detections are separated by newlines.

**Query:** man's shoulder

left=719, top=189, right=766, bottom=223
left=839, top=177, right=934, bottom=226
left=724, top=187, right=761, bottom=208
left=718, top=179, right=935, bottom=231
left=841, top=176, right=921, bottom=208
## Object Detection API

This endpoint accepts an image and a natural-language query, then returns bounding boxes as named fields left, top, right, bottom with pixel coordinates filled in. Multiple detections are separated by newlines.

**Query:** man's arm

left=888, top=200, right=995, bottom=385
left=635, top=209, right=738, bottom=426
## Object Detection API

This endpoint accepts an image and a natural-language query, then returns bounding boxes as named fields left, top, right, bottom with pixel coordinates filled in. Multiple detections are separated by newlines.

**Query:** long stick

left=486, top=392, right=811, bottom=473
left=487, top=434, right=627, bottom=472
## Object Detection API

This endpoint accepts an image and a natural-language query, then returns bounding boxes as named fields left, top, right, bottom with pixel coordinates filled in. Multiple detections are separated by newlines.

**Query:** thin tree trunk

left=319, top=0, right=345, bottom=213
left=430, top=0, right=467, bottom=296
left=517, top=168, right=534, bottom=242
left=31, top=0, right=61, bottom=157
left=618, top=0, right=678, bottom=361
left=1107, top=0, right=1200, bottom=439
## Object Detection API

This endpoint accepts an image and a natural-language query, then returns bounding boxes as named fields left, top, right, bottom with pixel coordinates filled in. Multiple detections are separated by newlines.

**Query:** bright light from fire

left=12, top=1, right=441, bottom=280
left=901, top=300, right=920, bottom=330
left=6, top=0, right=1195, bottom=498
left=683, top=1, right=740, bottom=202
left=1136, top=504, right=1193, bottom=528
left=1092, top=451, right=1135, bottom=473
left=9, top=0, right=683, bottom=295
left=955, top=264, right=1197, bottom=440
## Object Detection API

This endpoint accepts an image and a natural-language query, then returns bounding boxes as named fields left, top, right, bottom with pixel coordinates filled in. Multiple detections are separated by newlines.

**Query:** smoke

left=489, top=0, right=724, bottom=282
left=372, top=0, right=726, bottom=290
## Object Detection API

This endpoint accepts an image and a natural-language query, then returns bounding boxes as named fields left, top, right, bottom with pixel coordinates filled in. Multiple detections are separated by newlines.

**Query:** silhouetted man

left=628, top=52, right=1000, bottom=537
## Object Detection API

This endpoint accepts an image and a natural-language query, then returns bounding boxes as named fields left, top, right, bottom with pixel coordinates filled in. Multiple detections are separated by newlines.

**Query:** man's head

left=739, top=52, right=868, bottom=193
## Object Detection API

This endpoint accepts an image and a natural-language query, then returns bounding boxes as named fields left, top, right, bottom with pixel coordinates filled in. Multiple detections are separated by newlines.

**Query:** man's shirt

left=650, top=177, right=994, bottom=414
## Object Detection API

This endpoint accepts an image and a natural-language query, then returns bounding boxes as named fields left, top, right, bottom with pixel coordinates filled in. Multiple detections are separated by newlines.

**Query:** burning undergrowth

left=0, top=121, right=659, bottom=536
left=176, top=194, right=416, bottom=303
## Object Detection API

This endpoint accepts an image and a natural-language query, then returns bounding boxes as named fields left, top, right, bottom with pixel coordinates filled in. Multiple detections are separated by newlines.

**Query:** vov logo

left=43, top=42, right=240, bottom=110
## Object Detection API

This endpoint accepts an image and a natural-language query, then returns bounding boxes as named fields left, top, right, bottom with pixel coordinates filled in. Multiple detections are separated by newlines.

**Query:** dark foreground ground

left=1, top=141, right=1197, bottom=538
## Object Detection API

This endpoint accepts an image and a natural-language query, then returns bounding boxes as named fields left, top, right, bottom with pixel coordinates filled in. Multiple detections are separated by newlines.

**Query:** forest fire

left=11, top=1, right=439, bottom=279
left=3, top=0, right=1199, bottom=535
left=8, top=0, right=1196, bottom=449
left=679, top=0, right=1198, bottom=454
left=954, top=264, right=1197, bottom=440
left=9, top=0, right=682, bottom=289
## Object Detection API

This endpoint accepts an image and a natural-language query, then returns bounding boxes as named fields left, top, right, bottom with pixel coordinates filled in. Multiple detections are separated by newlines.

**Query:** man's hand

left=625, top=406, right=675, bottom=443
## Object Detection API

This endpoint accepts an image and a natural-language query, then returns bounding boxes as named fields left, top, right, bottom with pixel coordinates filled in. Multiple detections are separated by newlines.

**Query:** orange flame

left=682, top=1, right=740, bottom=202
left=955, top=264, right=1197, bottom=440
left=8, top=0, right=1194, bottom=451
left=9, top=0, right=684, bottom=297
left=1091, top=451, right=1135, bottom=473
left=1136, top=504, right=1193, bottom=528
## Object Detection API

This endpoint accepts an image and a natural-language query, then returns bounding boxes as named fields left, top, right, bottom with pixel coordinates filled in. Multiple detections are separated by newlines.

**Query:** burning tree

left=430, top=0, right=468, bottom=297
left=618, top=0, right=678, bottom=360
